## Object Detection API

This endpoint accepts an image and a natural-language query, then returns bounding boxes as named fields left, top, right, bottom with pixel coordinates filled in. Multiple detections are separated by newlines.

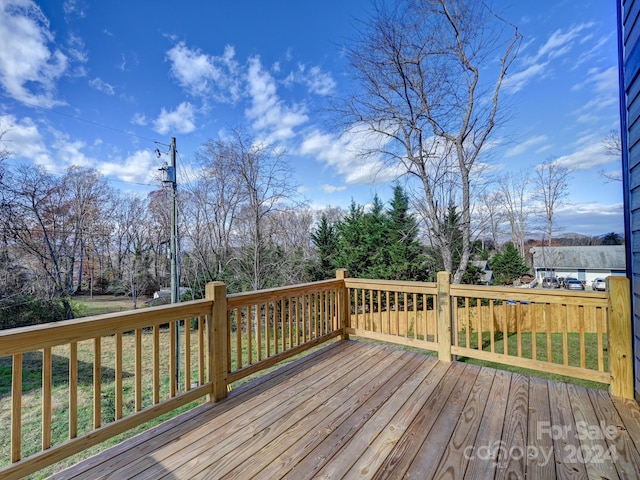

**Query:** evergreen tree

left=386, top=185, right=428, bottom=281
left=490, top=242, right=530, bottom=285
left=333, top=201, right=370, bottom=278
left=328, top=188, right=428, bottom=281
left=307, top=214, right=338, bottom=281
left=363, top=194, right=391, bottom=278
left=428, top=204, right=483, bottom=284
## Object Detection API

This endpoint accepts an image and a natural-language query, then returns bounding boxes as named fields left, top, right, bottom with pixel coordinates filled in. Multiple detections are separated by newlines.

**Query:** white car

left=592, top=278, right=606, bottom=291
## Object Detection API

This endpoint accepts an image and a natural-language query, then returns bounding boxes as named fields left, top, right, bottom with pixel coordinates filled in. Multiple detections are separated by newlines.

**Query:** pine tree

left=308, top=214, right=338, bottom=281
left=386, top=185, right=427, bottom=281
left=490, top=242, right=530, bottom=285
left=333, top=201, right=369, bottom=278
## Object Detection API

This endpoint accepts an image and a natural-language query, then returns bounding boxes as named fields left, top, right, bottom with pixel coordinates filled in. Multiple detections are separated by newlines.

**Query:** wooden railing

left=0, top=270, right=633, bottom=479
left=342, top=271, right=633, bottom=398
left=224, top=279, right=344, bottom=385
left=0, top=299, right=216, bottom=479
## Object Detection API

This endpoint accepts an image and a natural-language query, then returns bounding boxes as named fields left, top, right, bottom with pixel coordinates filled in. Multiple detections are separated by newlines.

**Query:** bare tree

left=183, top=138, right=244, bottom=282
left=0, top=165, right=75, bottom=317
left=0, top=130, right=10, bottom=180
left=344, top=0, right=520, bottom=283
left=533, top=158, right=572, bottom=246
left=599, top=129, right=623, bottom=182
left=477, top=191, right=505, bottom=250
left=220, top=129, right=299, bottom=291
left=61, top=166, right=112, bottom=293
left=498, top=172, right=531, bottom=258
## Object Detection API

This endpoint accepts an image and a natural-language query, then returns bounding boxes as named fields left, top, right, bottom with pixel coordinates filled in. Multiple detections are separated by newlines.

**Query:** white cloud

left=52, top=132, right=94, bottom=171
left=0, top=0, right=68, bottom=107
left=556, top=201, right=624, bottom=235
left=506, top=23, right=595, bottom=94
left=89, top=77, right=114, bottom=95
left=299, top=125, right=399, bottom=185
left=553, top=141, right=612, bottom=171
left=98, top=150, right=156, bottom=183
left=153, top=102, right=196, bottom=134
left=166, top=42, right=241, bottom=102
left=0, top=114, right=97, bottom=173
left=0, top=114, right=52, bottom=167
left=321, top=184, right=347, bottom=194
left=571, top=66, right=619, bottom=123
left=245, top=56, right=309, bottom=141
left=503, top=63, right=548, bottom=94
left=131, top=112, right=147, bottom=126
left=63, top=0, right=86, bottom=20
left=527, top=23, right=593, bottom=65
left=287, top=64, right=336, bottom=96
left=505, top=135, right=548, bottom=157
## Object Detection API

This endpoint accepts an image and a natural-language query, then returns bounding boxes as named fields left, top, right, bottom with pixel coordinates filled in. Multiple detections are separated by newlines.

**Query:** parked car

left=541, top=277, right=560, bottom=289
left=564, top=278, right=585, bottom=290
left=592, top=278, right=606, bottom=291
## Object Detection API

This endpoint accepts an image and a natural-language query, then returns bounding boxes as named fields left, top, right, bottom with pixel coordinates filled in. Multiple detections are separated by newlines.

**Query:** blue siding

left=622, top=0, right=640, bottom=398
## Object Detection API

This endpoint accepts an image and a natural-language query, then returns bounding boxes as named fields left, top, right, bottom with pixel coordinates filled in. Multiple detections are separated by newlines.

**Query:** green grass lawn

left=453, top=330, right=608, bottom=390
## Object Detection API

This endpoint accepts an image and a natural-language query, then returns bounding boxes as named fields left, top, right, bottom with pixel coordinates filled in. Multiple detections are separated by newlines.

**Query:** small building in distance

left=470, top=260, right=494, bottom=285
left=529, top=245, right=626, bottom=284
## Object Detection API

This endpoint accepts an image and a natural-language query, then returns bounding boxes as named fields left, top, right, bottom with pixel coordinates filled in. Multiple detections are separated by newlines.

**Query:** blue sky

left=0, top=0, right=622, bottom=237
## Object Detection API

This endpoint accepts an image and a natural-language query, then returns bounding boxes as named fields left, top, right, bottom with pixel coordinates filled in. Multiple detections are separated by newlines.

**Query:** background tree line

left=0, top=131, right=620, bottom=329
left=0, top=0, right=623, bottom=328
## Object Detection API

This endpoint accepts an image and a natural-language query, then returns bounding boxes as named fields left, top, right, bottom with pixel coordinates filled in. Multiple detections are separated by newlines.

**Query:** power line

left=0, top=92, right=158, bottom=144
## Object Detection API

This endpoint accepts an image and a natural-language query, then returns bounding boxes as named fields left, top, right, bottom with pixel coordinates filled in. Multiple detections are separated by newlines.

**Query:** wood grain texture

left=31, top=340, right=640, bottom=480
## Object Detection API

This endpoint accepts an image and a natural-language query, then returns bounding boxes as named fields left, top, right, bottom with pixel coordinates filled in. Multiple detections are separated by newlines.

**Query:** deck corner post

left=607, top=276, right=634, bottom=399
left=206, top=281, right=228, bottom=402
left=336, top=269, right=350, bottom=340
left=437, top=271, right=452, bottom=362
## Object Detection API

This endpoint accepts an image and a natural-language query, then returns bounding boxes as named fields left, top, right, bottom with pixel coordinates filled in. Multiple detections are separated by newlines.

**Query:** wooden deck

left=50, top=340, right=640, bottom=479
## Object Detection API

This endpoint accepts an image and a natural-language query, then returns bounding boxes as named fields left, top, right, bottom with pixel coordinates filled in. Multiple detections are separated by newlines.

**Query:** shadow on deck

left=51, top=340, right=640, bottom=479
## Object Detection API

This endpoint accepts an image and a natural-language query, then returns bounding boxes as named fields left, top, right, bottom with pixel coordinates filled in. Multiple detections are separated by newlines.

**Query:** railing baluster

left=516, top=300, right=521, bottom=357
left=153, top=325, right=160, bottom=405
left=490, top=300, right=495, bottom=354
left=11, top=353, right=22, bottom=463
left=248, top=305, right=253, bottom=365
left=403, top=292, right=409, bottom=338
left=579, top=306, right=586, bottom=369
left=93, top=337, right=101, bottom=429
left=257, top=304, right=262, bottom=362
left=465, top=298, right=470, bottom=349
left=115, top=333, right=123, bottom=419
left=545, top=304, right=552, bottom=362
left=237, top=308, right=243, bottom=370
left=42, top=347, right=52, bottom=450
left=502, top=300, right=508, bottom=356
left=135, top=329, right=142, bottom=412
left=198, top=315, right=205, bottom=385
left=69, top=341, right=78, bottom=438
left=185, top=319, right=191, bottom=391
left=170, top=320, right=176, bottom=397
left=562, top=305, right=569, bottom=366
left=596, top=307, right=604, bottom=372
left=530, top=303, right=536, bottom=360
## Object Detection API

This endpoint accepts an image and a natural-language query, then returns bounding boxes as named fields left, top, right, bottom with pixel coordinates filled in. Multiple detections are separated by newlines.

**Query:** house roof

left=529, top=245, right=626, bottom=271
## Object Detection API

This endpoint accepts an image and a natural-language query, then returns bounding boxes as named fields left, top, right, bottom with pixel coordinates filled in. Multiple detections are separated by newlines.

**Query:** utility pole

left=160, top=136, right=180, bottom=391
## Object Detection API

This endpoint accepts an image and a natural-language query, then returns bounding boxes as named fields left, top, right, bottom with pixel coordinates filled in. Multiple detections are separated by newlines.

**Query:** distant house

left=529, top=245, right=626, bottom=284
left=470, top=260, right=494, bottom=285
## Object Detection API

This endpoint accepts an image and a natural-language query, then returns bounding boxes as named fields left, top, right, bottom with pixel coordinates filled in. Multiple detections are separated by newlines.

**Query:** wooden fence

left=0, top=270, right=633, bottom=479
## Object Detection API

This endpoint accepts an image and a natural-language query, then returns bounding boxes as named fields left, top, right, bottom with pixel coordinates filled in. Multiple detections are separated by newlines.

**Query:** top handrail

left=0, top=299, right=213, bottom=357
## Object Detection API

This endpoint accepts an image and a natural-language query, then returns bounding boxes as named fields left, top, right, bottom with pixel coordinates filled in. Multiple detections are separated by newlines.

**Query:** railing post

left=437, top=271, right=452, bottom=362
left=206, top=282, right=228, bottom=402
left=607, top=276, right=633, bottom=399
left=336, top=269, right=350, bottom=340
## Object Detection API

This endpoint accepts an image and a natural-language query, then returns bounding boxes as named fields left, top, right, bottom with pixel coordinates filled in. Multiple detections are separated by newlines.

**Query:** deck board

left=49, top=340, right=640, bottom=480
